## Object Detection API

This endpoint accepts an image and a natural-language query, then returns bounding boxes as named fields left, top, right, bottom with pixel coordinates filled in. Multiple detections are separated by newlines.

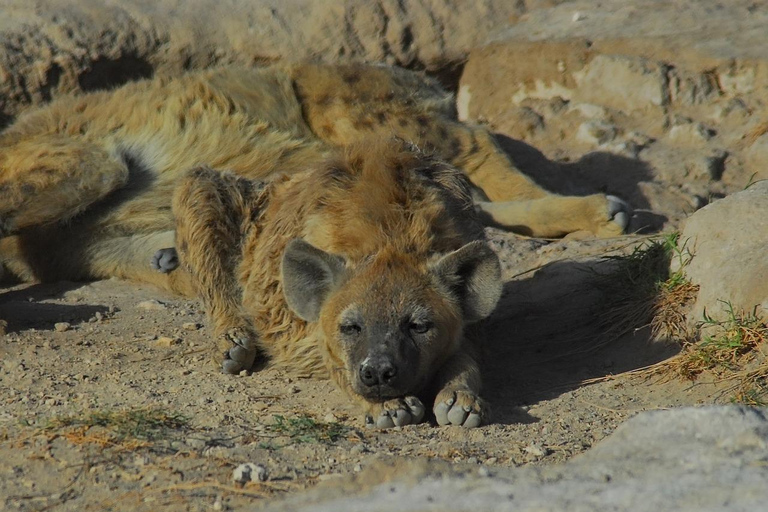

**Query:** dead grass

left=43, top=407, right=188, bottom=450
left=667, top=303, right=768, bottom=402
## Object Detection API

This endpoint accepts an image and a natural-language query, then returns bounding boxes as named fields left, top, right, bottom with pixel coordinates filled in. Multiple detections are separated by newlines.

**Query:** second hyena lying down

left=0, top=63, right=631, bottom=427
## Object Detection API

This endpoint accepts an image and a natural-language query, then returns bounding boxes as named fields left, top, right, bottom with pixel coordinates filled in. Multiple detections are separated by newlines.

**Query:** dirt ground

left=0, top=221, right=736, bottom=511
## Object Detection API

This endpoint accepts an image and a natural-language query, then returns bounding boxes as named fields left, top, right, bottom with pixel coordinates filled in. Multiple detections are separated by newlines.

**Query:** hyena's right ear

left=431, top=241, right=502, bottom=324
left=281, top=239, right=347, bottom=322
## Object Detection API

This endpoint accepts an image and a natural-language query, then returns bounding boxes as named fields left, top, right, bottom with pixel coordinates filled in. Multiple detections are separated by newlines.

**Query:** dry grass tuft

left=262, top=414, right=351, bottom=447
left=668, top=302, right=768, bottom=383
left=44, top=407, right=188, bottom=450
left=594, top=233, right=697, bottom=345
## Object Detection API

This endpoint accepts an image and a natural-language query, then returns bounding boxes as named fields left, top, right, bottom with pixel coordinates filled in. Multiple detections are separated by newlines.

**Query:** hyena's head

left=281, top=240, right=501, bottom=401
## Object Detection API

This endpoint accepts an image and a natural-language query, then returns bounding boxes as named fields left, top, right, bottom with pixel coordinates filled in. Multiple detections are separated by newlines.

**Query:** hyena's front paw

left=150, top=247, right=179, bottom=273
left=434, top=389, right=486, bottom=428
left=213, top=327, right=259, bottom=374
left=364, top=396, right=426, bottom=429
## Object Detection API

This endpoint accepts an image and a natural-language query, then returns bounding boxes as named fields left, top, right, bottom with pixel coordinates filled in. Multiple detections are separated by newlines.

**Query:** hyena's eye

left=339, top=323, right=362, bottom=336
left=409, top=321, right=432, bottom=334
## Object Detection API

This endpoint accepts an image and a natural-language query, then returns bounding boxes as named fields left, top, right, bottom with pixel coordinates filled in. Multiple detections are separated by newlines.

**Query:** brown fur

left=0, top=63, right=629, bottom=427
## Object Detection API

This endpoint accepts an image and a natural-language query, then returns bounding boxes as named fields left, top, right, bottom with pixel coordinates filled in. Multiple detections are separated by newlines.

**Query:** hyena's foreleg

left=431, top=343, right=487, bottom=428
left=0, top=134, right=128, bottom=236
left=172, top=167, right=267, bottom=373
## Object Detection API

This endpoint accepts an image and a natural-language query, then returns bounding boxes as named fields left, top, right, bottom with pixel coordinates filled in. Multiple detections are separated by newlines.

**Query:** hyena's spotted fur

left=0, top=63, right=630, bottom=427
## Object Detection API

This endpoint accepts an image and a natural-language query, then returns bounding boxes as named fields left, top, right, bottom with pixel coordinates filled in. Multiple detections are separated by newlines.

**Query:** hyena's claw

left=365, top=396, right=425, bottom=429
left=434, top=390, right=485, bottom=428
left=150, top=247, right=179, bottom=273
left=606, top=195, right=632, bottom=233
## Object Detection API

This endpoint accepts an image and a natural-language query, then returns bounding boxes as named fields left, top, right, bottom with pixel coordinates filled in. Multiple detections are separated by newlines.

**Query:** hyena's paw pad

left=150, top=247, right=179, bottom=273
left=215, top=327, right=259, bottom=374
left=434, top=390, right=485, bottom=428
left=365, top=396, right=426, bottom=429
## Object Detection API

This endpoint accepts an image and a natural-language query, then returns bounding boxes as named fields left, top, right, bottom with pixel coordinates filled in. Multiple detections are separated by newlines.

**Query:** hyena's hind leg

left=172, top=167, right=267, bottom=374
left=292, top=63, right=631, bottom=238
left=0, top=134, right=128, bottom=236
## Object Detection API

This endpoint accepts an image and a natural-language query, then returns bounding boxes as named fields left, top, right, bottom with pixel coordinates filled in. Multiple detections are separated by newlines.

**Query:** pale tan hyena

left=0, top=63, right=630, bottom=427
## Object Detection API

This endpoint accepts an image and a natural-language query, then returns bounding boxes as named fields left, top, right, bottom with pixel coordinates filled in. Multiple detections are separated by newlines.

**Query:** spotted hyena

left=0, top=63, right=630, bottom=427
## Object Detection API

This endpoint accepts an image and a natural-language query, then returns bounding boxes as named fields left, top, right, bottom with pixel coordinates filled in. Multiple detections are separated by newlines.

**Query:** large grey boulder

left=259, top=406, right=768, bottom=512
left=678, top=180, right=768, bottom=322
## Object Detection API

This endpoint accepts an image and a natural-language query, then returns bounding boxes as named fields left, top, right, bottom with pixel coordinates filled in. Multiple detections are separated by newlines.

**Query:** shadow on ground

left=0, top=281, right=109, bottom=333
left=482, top=257, right=680, bottom=425
left=496, top=134, right=668, bottom=233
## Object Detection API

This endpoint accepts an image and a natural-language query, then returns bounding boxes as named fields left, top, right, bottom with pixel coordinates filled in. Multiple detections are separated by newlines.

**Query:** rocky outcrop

left=0, top=0, right=523, bottom=125
left=259, top=406, right=768, bottom=512
left=458, top=0, right=768, bottom=232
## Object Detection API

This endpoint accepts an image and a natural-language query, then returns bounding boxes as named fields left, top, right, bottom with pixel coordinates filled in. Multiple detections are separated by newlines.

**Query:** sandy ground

left=0, top=225, right=733, bottom=511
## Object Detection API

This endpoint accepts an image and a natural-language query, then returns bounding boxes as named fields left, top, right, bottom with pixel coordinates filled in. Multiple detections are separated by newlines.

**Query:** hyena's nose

left=359, top=357, right=398, bottom=387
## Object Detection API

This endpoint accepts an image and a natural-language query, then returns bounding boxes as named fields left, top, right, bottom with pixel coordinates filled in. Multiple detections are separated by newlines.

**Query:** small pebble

left=137, top=300, right=167, bottom=311
left=524, top=443, right=547, bottom=457
left=156, top=336, right=181, bottom=347
left=182, top=322, right=201, bottom=331
left=54, top=322, right=71, bottom=332
left=232, top=463, right=268, bottom=485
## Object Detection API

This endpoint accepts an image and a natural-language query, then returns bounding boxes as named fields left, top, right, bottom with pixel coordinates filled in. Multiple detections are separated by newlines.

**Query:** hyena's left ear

left=282, top=239, right=347, bottom=322
left=431, top=241, right=502, bottom=323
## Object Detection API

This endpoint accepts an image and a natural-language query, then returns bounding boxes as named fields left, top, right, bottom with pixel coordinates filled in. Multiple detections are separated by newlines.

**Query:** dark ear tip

left=282, top=238, right=319, bottom=266
left=284, top=238, right=309, bottom=252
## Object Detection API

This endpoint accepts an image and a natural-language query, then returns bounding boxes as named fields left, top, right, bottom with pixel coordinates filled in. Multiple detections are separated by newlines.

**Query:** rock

left=667, top=68, right=719, bottom=106
left=665, top=121, right=714, bottom=146
left=0, top=320, right=7, bottom=336
left=574, top=55, right=669, bottom=112
left=743, top=133, right=768, bottom=181
left=576, top=120, right=617, bottom=146
left=182, top=322, right=202, bottom=331
left=684, top=150, right=727, bottom=181
left=54, top=322, right=71, bottom=332
left=523, top=443, right=547, bottom=457
left=137, top=300, right=166, bottom=311
left=568, top=102, right=609, bottom=121
left=676, top=180, right=768, bottom=322
left=258, top=406, right=768, bottom=512
left=232, top=463, right=268, bottom=485
left=492, top=107, right=545, bottom=140
left=156, top=336, right=181, bottom=347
